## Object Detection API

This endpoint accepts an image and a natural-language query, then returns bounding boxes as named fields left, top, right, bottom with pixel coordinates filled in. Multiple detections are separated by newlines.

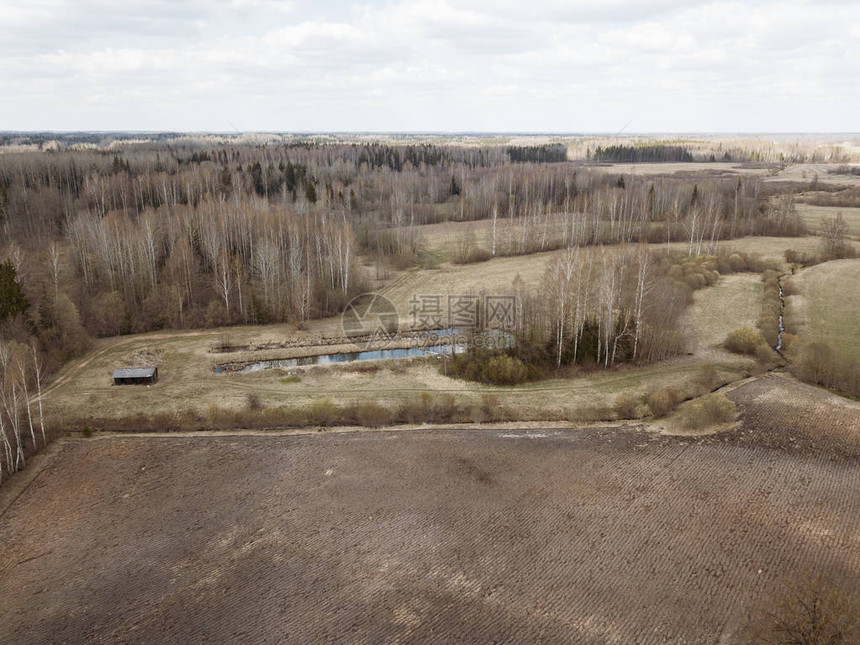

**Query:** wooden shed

left=112, top=367, right=158, bottom=386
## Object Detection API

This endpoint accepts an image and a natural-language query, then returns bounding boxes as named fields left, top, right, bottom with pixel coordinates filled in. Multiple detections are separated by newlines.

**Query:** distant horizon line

left=2, top=130, right=859, bottom=137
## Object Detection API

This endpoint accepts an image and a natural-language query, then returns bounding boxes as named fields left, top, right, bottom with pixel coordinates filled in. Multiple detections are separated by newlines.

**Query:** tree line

left=0, top=141, right=803, bottom=372
left=592, top=145, right=694, bottom=163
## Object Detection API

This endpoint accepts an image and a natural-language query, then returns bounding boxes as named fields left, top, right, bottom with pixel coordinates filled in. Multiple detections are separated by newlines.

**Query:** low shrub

left=694, top=363, right=721, bottom=395
left=743, top=575, right=860, bottom=644
left=431, top=393, right=460, bottom=423
left=482, top=354, right=529, bottom=385
left=756, top=343, right=777, bottom=367
left=791, top=341, right=860, bottom=397
left=567, top=404, right=615, bottom=423
left=480, top=393, right=507, bottom=422
left=680, top=393, right=737, bottom=430
left=448, top=351, right=535, bottom=386
left=647, top=387, right=684, bottom=418
left=468, top=404, right=487, bottom=423
left=397, top=392, right=433, bottom=424
left=307, top=398, right=340, bottom=426
left=246, top=392, right=262, bottom=411
left=715, top=249, right=776, bottom=274
left=345, top=401, right=391, bottom=427
left=727, top=253, right=746, bottom=272
left=725, top=327, right=766, bottom=355
left=614, top=394, right=641, bottom=419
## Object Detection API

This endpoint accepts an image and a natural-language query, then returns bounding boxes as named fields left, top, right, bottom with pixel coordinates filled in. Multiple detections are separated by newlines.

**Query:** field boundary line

left=0, top=438, right=70, bottom=518
left=69, top=421, right=646, bottom=441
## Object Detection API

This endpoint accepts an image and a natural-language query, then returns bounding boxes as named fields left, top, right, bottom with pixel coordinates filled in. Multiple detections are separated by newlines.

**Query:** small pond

left=214, top=329, right=514, bottom=374
left=215, top=343, right=467, bottom=374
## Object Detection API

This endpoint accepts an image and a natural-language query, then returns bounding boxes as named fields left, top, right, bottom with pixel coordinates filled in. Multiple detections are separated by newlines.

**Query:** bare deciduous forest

left=0, top=136, right=833, bottom=480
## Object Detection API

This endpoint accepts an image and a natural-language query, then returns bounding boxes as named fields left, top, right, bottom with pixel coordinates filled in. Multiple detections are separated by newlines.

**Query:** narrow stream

left=775, top=279, right=786, bottom=352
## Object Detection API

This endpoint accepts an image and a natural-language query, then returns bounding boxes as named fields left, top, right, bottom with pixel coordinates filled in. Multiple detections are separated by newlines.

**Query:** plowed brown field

left=1, top=377, right=859, bottom=644
left=725, top=374, right=860, bottom=458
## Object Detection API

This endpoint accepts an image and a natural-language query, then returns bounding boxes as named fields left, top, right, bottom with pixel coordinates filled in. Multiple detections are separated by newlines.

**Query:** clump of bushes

left=614, top=394, right=642, bottom=420
left=694, top=363, right=721, bottom=395
left=344, top=401, right=391, bottom=427
left=789, top=340, right=860, bottom=397
left=680, top=393, right=737, bottom=430
left=567, top=403, right=615, bottom=423
left=756, top=343, right=779, bottom=369
left=714, top=250, right=775, bottom=274
left=452, top=231, right=492, bottom=264
left=725, top=327, right=767, bottom=356
left=448, top=351, right=538, bottom=386
left=784, top=248, right=818, bottom=266
left=564, top=394, right=645, bottom=423
left=395, top=391, right=463, bottom=424
left=665, top=255, right=720, bottom=292
left=398, top=391, right=434, bottom=424
left=56, top=391, right=518, bottom=434
left=647, top=387, right=684, bottom=418
left=307, top=398, right=340, bottom=426
left=726, top=253, right=747, bottom=273
left=245, top=392, right=262, bottom=411
left=474, top=393, right=508, bottom=423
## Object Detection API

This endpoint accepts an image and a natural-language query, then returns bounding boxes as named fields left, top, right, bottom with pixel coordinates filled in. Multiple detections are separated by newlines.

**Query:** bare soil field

left=725, top=374, right=860, bottom=458
left=785, top=258, right=860, bottom=362
left=2, top=375, right=859, bottom=645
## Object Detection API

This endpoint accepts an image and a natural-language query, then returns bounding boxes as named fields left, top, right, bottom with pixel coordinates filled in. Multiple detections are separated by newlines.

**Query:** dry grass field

left=598, top=161, right=860, bottom=186
left=786, top=258, right=860, bottom=362
left=44, top=321, right=748, bottom=425
left=680, top=273, right=763, bottom=357
left=379, top=251, right=551, bottom=314
left=602, top=161, right=767, bottom=177
left=39, top=232, right=859, bottom=428
left=796, top=204, right=860, bottom=237
left=42, top=238, right=799, bottom=425
left=2, top=373, right=859, bottom=645
left=777, top=163, right=860, bottom=186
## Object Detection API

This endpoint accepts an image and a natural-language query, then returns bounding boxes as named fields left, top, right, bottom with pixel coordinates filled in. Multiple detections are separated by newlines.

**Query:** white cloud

left=0, top=0, right=857, bottom=131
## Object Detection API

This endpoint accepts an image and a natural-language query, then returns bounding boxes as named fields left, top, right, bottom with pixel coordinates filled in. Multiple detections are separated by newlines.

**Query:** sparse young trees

left=0, top=340, right=50, bottom=481
left=820, top=212, right=850, bottom=259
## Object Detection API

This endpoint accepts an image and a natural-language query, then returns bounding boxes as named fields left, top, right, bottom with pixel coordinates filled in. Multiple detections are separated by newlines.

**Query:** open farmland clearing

left=681, top=273, right=763, bottom=357
left=796, top=204, right=860, bottom=236
left=786, top=258, right=860, bottom=362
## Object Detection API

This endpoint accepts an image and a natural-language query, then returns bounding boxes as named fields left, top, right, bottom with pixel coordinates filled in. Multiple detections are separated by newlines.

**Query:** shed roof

left=112, top=367, right=157, bottom=379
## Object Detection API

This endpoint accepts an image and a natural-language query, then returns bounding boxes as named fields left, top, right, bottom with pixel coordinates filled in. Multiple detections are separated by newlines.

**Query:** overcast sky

left=1, top=0, right=857, bottom=132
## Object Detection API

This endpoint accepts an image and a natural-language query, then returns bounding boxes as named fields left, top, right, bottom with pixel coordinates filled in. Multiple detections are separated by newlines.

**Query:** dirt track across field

left=2, top=375, right=860, bottom=645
